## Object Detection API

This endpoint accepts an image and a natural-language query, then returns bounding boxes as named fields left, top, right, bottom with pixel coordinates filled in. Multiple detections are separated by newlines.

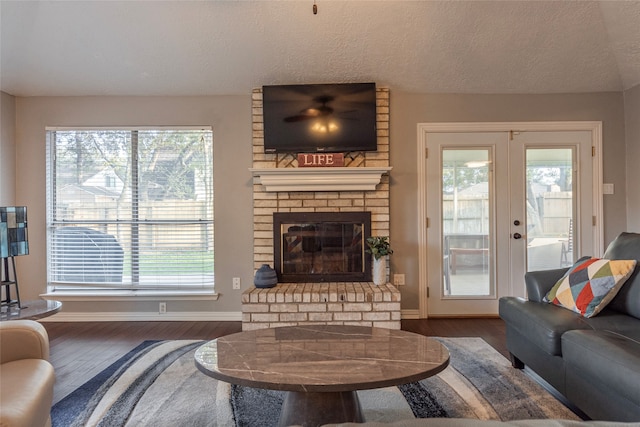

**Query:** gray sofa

left=499, top=232, right=640, bottom=422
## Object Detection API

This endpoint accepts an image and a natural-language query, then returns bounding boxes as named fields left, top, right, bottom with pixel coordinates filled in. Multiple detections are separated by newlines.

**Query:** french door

left=418, top=123, right=603, bottom=317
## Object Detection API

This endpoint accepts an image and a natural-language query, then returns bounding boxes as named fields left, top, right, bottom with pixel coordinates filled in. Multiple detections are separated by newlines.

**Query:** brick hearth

left=242, top=282, right=401, bottom=331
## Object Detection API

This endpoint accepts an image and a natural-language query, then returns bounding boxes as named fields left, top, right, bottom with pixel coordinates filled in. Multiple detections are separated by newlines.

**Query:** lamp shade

left=0, top=206, right=29, bottom=258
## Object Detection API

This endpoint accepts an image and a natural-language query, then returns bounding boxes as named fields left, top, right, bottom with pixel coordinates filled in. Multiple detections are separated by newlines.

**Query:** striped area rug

left=51, top=337, right=580, bottom=426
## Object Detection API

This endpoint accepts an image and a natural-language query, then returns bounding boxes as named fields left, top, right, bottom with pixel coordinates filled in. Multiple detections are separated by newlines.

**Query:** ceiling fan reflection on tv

left=262, top=82, right=378, bottom=154
left=283, top=95, right=355, bottom=123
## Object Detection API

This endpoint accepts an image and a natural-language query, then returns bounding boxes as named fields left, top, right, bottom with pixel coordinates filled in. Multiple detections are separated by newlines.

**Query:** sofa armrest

left=0, top=319, right=50, bottom=364
left=525, top=268, right=569, bottom=302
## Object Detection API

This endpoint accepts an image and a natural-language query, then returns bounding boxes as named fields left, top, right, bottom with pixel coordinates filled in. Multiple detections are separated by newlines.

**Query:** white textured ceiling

left=1, top=1, right=639, bottom=97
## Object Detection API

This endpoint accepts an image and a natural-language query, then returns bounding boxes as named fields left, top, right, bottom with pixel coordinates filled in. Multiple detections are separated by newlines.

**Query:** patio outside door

left=420, top=124, right=601, bottom=317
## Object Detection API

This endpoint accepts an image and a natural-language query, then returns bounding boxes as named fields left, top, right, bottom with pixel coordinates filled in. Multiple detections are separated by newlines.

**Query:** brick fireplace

left=244, top=87, right=399, bottom=330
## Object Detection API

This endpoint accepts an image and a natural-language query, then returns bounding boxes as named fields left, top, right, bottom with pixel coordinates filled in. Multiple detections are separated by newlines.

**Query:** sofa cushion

left=602, top=232, right=640, bottom=319
left=544, top=257, right=636, bottom=318
left=0, top=359, right=55, bottom=427
left=562, top=330, right=640, bottom=413
left=582, top=309, right=640, bottom=334
left=498, top=297, right=591, bottom=356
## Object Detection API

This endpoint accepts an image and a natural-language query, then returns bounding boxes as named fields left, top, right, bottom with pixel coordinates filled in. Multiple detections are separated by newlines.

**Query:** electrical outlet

left=393, top=274, right=405, bottom=286
left=159, top=302, right=167, bottom=314
left=233, top=277, right=241, bottom=290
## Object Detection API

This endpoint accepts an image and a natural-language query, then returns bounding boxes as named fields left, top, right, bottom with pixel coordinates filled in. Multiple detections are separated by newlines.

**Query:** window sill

left=40, top=289, right=219, bottom=302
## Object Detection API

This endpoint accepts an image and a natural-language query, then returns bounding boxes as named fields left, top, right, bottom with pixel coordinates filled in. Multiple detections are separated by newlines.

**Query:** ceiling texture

left=1, top=0, right=639, bottom=97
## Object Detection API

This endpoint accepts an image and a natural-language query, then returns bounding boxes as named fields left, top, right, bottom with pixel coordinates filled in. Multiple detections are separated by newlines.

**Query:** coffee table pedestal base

left=279, top=390, right=364, bottom=427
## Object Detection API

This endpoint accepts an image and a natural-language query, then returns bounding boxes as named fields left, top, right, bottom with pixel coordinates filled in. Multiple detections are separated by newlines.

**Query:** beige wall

left=11, top=91, right=629, bottom=314
left=15, top=96, right=254, bottom=313
left=1, top=91, right=16, bottom=205
left=625, top=84, right=640, bottom=232
left=390, top=92, right=627, bottom=309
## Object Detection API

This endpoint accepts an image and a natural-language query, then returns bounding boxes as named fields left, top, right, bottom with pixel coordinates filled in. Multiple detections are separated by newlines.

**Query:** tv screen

left=262, top=82, right=377, bottom=153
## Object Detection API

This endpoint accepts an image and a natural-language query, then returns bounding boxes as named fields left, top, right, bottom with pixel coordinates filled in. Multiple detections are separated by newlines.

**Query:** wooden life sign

left=297, top=153, right=345, bottom=167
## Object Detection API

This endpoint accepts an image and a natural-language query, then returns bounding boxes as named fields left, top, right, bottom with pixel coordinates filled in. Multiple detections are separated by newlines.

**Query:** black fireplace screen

left=273, top=212, right=372, bottom=282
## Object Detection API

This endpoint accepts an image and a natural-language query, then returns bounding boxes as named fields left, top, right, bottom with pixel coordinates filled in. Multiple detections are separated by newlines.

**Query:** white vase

left=372, top=256, right=387, bottom=285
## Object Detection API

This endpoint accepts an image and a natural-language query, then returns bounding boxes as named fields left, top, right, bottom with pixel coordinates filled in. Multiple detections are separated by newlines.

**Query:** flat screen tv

left=262, top=82, right=377, bottom=153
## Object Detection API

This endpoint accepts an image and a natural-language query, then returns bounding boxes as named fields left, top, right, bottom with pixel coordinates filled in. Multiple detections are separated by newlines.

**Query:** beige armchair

left=0, top=320, right=55, bottom=427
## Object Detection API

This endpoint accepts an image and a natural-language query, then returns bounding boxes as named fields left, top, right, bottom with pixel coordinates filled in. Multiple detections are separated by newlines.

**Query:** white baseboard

left=41, top=310, right=419, bottom=322
left=39, top=311, right=243, bottom=322
left=401, top=309, right=421, bottom=319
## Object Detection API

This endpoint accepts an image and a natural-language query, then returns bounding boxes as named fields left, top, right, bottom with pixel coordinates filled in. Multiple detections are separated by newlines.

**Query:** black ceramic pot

left=254, top=264, right=278, bottom=288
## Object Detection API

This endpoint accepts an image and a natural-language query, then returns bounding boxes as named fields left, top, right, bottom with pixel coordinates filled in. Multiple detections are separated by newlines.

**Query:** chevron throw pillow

left=544, top=257, right=637, bottom=318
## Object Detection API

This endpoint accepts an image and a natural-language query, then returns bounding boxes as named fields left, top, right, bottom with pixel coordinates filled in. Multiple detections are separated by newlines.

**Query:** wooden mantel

left=249, top=167, right=392, bottom=192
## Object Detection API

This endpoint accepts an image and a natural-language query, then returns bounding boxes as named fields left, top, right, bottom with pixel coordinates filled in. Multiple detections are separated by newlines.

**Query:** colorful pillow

left=544, top=257, right=637, bottom=318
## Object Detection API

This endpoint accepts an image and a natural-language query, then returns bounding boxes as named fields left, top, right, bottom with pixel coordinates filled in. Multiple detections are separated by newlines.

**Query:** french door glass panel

left=525, top=148, right=575, bottom=272
left=442, top=149, right=492, bottom=297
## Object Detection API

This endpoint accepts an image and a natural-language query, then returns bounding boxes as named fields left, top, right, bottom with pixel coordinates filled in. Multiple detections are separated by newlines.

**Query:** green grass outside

left=121, top=251, right=214, bottom=276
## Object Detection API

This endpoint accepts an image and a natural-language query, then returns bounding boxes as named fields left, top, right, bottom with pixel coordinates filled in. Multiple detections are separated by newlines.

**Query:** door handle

left=513, top=233, right=522, bottom=240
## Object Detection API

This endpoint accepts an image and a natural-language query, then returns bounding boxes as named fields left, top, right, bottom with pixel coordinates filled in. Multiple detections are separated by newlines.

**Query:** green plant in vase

left=366, top=236, right=393, bottom=285
left=365, top=236, right=394, bottom=259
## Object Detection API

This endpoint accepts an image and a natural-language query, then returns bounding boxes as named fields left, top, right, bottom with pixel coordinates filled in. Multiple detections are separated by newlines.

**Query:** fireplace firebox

left=273, top=212, right=372, bottom=283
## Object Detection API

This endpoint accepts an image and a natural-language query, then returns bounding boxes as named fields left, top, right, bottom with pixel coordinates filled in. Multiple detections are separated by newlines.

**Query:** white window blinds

left=46, top=128, right=214, bottom=290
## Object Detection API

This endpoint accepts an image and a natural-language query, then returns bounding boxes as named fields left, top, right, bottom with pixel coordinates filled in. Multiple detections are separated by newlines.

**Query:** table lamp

left=1, top=206, right=29, bottom=308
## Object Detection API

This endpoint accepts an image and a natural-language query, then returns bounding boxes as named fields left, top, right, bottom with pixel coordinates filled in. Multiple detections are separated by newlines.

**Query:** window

left=46, top=128, right=214, bottom=292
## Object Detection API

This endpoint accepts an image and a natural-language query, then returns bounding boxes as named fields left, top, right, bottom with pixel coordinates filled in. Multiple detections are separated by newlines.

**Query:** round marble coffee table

left=194, top=325, right=449, bottom=427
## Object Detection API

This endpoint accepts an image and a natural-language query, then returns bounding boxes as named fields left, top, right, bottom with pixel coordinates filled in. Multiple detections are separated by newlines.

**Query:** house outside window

left=104, top=175, right=116, bottom=189
left=45, top=128, right=214, bottom=292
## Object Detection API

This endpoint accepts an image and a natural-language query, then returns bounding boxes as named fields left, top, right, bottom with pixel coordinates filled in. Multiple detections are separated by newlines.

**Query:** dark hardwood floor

left=43, top=318, right=507, bottom=405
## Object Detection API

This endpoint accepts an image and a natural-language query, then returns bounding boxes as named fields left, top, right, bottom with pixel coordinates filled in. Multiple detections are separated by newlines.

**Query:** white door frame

left=417, top=121, right=603, bottom=318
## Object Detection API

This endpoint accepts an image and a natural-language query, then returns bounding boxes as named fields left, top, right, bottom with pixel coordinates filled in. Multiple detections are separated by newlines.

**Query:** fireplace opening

left=273, top=212, right=372, bottom=283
